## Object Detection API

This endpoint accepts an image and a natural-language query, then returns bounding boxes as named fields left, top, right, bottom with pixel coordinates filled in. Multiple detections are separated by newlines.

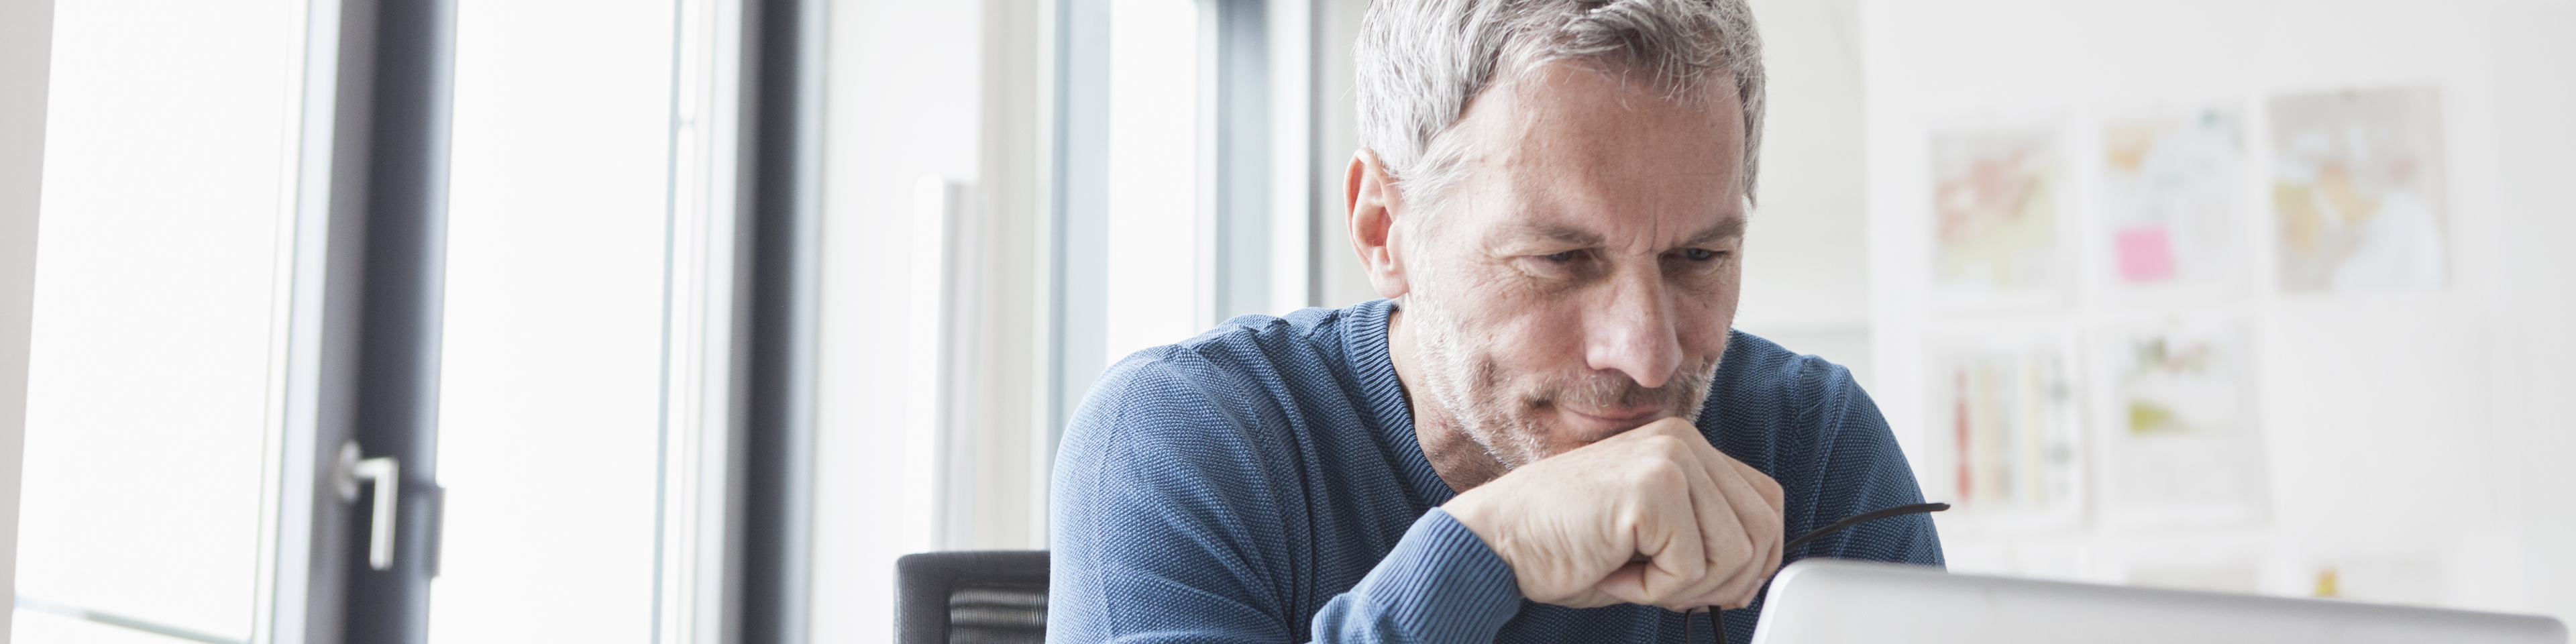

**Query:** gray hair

left=1355, top=0, right=1766, bottom=208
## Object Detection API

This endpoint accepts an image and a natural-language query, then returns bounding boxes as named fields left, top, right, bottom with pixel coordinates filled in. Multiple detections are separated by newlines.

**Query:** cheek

left=1429, top=272, right=1591, bottom=376
left=1678, top=278, right=1741, bottom=357
left=1483, top=314, right=1585, bottom=371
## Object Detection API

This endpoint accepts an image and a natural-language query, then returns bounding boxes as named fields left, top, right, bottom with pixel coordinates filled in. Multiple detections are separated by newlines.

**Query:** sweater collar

left=1340, top=298, right=1461, bottom=508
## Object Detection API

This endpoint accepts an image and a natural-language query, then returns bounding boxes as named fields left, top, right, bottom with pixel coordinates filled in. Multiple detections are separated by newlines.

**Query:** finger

left=1593, top=451, right=1709, bottom=606
left=1670, top=427, right=1784, bottom=541
left=1651, top=421, right=1772, bottom=610
left=1593, top=561, right=1652, bottom=608
left=1645, top=441, right=1740, bottom=610
left=1720, top=515, right=1785, bottom=609
left=1741, top=531, right=1783, bottom=608
left=1629, top=419, right=1748, bottom=607
left=1692, top=464, right=1763, bottom=608
left=1719, top=457, right=1785, bottom=556
left=1550, top=584, right=1625, bottom=610
left=1690, top=453, right=1780, bottom=608
left=1725, top=454, right=1787, bottom=516
left=1671, top=440, right=1748, bottom=608
left=1724, top=457, right=1786, bottom=606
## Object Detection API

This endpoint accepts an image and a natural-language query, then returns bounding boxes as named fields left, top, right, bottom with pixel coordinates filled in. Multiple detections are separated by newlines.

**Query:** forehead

left=1439, top=62, right=1748, bottom=243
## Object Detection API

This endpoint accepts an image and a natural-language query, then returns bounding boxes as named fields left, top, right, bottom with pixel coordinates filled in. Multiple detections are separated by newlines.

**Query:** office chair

left=897, top=550, right=1049, bottom=644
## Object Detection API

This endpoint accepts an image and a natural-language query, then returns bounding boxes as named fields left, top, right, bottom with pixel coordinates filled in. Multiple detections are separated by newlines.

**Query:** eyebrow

left=1682, top=215, right=1748, bottom=246
left=1494, top=214, right=1746, bottom=249
left=1497, top=222, right=1605, bottom=248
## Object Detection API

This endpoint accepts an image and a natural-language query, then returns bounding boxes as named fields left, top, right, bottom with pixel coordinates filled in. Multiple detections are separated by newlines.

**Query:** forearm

left=1307, top=508, right=1524, bottom=644
left=1053, top=509, right=1522, bottom=644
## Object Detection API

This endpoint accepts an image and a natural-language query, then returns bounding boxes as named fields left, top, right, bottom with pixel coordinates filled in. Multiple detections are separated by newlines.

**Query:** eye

left=1680, top=248, right=1723, bottom=261
left=1513, top=249, right=1594, bottom=282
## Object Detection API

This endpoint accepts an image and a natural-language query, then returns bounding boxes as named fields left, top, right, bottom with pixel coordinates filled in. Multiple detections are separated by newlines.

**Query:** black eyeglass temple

left=1678, top=502, right=1950, bottom=643
left=1784, top=502, right=1949, bottom=552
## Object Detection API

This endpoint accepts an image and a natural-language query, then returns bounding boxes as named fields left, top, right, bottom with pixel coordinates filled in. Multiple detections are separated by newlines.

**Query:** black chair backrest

left=897, top=550, right=1049, bottom=644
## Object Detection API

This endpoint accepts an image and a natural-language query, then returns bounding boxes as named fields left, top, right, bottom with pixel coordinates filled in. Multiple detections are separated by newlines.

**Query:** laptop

left=1751, top=559, right=2568, bottom=644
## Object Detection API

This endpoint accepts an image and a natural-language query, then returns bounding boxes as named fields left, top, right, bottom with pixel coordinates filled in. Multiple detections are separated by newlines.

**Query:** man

left=1051, top=1, right=1941, bottom=643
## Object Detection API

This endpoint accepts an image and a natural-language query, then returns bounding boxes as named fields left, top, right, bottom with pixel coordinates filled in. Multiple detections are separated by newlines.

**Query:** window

left=13, top=1, right=306, bottom=641
left=13, top=0, right=801, bottom=641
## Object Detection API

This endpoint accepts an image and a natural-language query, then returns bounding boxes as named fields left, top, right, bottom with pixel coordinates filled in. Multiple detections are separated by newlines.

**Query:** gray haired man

left=1049, top=1, right=1943, bottom=643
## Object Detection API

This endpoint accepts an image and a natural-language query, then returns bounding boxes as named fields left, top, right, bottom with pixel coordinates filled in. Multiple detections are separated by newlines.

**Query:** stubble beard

left=1403, top=290, right=1721, bottom=471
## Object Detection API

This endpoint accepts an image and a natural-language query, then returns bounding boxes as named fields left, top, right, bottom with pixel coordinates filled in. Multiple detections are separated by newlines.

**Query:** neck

left=1386, top=303, right=1511, bottom=493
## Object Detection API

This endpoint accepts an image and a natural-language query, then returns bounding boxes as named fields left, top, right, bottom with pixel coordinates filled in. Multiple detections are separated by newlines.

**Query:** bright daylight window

left=15, top=1, right=305, bottom=641
left=429, top=0, right=682, bottom=637
left=1103, top=0, right=1210, bottom=361
left=17, top=0, right=755, bottom=641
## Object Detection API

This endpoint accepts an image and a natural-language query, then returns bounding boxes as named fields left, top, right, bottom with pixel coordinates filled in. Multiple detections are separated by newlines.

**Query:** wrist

left=1440, top=488, right=1498, bottom=545
left=1441, top=487, right=1524, bottom=575
left=1338, top=509, right=1524, bottom=643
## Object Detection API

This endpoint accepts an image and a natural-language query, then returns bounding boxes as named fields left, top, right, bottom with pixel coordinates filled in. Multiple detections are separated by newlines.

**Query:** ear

left=1346, top=148, right=1411, bottom=299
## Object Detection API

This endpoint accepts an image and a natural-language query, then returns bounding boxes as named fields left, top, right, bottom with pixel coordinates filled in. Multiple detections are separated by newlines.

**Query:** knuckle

left=1635, top=433, right=1686, bottom=454
left=1627, top=459, right=1686, bottom=488
left=1748, top=507, right=1784, bottom=533
left=1709, top=534, right=1754, bottom=563
left=1710, top=529, right=1748, bottom=554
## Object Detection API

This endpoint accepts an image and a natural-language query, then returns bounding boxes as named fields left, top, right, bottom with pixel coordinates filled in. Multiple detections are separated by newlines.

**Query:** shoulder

left=1058, top=307, right=1360, bottom=480
left=1701, top=329, right=1891, bottom=484
left=1077, top=307, right=1351, bottom=423
left=1705, top=331, right=1941, bottom=566
left=1707, top=329, right=1866, bottom=421
left=1053, top=309, right=1379, bottom=571
left=1160, top=307, right=1352, bottom=382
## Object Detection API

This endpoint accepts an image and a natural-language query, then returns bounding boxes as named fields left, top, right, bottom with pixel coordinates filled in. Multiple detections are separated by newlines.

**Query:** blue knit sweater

left=1050, top=300, right=1942, bottom=644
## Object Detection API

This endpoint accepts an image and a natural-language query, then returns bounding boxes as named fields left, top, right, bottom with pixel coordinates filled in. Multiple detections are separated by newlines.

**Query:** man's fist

left=1442, top=418, right=1785, bottom=611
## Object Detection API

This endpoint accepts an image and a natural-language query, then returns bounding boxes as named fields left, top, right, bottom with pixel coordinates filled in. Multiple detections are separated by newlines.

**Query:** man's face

left=1395, top=62, right=1747, bottom=469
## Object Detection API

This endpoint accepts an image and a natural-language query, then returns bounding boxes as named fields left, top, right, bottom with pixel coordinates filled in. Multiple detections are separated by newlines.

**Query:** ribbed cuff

left=1347, top=508, right=1524, bottom=644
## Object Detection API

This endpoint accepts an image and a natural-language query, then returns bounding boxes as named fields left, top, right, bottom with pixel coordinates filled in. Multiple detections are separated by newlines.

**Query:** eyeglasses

left=1680, top=502, right=1950, bottom=643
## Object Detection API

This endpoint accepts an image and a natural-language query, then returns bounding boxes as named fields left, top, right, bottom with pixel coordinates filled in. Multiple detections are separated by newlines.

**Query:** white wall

left=0, top=1, right=53, bottom=642
left=2488, top=1, right=2576, bottom=622
left=1735, top=0, right=1878, bottom=384
left=1858, top=0, right=2575, bottom=619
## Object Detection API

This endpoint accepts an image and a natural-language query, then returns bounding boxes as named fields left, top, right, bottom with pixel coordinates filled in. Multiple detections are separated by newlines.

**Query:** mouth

left=1558, top=405, right=1668, bottom=435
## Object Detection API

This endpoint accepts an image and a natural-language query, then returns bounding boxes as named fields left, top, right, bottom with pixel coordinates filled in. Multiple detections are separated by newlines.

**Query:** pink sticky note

left=2116, top=227, right=2175, bottom=282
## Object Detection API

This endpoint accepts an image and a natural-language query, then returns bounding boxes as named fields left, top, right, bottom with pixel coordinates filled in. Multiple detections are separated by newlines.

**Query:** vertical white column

left=1103, top=0, right=1204, bottom=362
left=905, top=176, right=961, bottom=554
left=258, top=0, right=345, bottom=641
left=0, top=1, right=51, bottom=642
left=1267, top=0, right=1314, bottom=314
left=661, top=0, right=748, bottom=641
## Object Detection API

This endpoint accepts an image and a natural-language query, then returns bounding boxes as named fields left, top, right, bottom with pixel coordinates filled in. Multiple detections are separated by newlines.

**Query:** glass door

left=428, top=0, right=688, bottom=638
left=15, top=0, right=774, bottom=641
left=429, top=0, right=751, bottom=641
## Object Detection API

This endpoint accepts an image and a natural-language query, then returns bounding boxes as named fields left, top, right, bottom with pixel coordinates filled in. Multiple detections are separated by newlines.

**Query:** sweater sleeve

left=1049, top=358, right=1525, bottom=644
left=1305, top=509, right=1525, bottom=644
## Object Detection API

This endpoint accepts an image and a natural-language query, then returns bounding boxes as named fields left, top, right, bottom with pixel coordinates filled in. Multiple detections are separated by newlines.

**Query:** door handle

left=337, top=441, right=400, bottom=571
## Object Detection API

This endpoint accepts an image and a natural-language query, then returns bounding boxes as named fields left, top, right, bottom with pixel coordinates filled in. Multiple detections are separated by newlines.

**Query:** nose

left=1582, top=268, right=1684, bottom=390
